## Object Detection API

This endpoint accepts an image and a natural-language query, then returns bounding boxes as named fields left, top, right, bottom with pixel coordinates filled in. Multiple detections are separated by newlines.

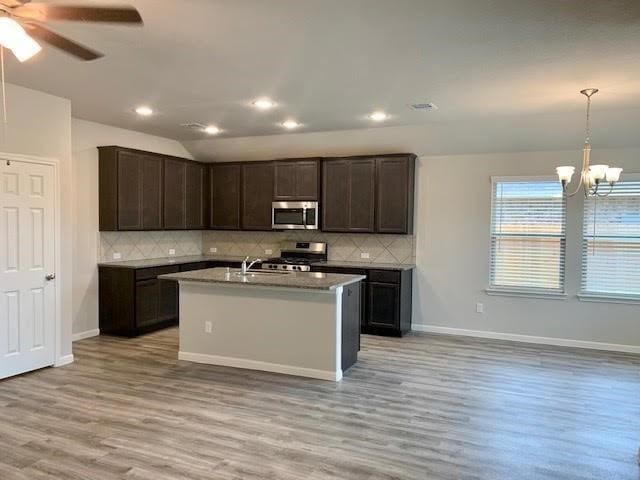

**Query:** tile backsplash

left=99, top=230, right=415, bottom=264
left=99, top=231, right=203, bottom=262
left=203, top=230, right=415, bottom=264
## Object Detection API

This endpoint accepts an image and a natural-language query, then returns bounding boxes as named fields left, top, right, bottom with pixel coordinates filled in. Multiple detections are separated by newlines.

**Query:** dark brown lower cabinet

left=311, top=265, right=412, bottom=337
left=341, top=281, right=361, bottom=371
left=99, top=260, right=242, bottom=337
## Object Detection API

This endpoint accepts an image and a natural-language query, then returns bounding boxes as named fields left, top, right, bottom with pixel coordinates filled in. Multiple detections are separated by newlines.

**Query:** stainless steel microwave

left=272, top=201, right=319, bottom=230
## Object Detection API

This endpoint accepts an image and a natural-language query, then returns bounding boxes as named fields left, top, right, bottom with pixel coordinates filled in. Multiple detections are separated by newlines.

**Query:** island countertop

left=159, top=268, right=366, bottom=291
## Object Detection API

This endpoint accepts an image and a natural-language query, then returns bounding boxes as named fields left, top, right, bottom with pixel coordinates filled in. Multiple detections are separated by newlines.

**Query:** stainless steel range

left=262, top=241, right=327, bottom=271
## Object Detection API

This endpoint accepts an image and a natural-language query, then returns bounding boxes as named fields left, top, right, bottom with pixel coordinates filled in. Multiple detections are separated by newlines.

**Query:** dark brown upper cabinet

left=164, top=159, right=208, bottom=230
left=375, top=155, right=416, bottom=234
left=322, top=157, right=375, bottom=233
left=186, top=162, right=207, bottom=229
left=163, top=158, right=186, bottom=229
left=273, top=158, right=321, bottom=201
left=100, top=146, right=207, bottom=232
left=99, top=146, right=163, bottom=231
left=209, top=163, right=242, bottom=230
left=242, top=162, right=274, bottom=230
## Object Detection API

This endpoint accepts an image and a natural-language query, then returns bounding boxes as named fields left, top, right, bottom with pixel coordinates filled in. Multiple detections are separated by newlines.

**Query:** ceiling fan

left=0, top=1, right=142, bottom=62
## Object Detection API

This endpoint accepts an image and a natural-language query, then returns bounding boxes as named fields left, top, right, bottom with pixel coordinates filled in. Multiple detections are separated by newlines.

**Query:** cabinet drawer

left=311, top=265, right=368, bottom=276
left=135, top=265, right=180, bottom=281
left=367, top=269, right=401, bottom=283
left=179, top=262, right=210, bottom=272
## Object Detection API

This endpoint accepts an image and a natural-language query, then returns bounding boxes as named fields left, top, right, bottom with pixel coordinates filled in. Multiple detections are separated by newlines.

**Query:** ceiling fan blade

left=13, top=4, right=142, bottom=24
left=25, top=23, right=103, bottom=61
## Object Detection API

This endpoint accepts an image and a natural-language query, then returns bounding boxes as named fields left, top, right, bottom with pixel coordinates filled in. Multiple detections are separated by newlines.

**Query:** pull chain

left=592, top=194, right=597, bottom=256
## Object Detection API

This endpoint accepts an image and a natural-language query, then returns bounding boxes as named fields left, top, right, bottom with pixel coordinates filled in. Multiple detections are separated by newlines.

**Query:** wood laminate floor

left=1, top=328, right=639, bottom=480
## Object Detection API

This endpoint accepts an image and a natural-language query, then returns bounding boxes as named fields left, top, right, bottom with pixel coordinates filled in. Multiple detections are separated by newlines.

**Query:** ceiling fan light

left=0, top=17, right=41, bottom=62
left=605, top=167, right=623, bottom=183
left=589, top=164, right=609, bottom=181
left=10, top=35, right=41, bottom=62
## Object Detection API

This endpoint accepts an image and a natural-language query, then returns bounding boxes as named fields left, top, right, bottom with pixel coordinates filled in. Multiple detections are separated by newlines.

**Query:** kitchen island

left=159, top=268, right=365, bottom=381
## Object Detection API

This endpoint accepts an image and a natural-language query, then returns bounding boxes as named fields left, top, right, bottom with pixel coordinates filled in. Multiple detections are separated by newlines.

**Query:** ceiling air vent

left=180, top=122, right=207, bottom=130
left=407, top=102, right=438, bottom=111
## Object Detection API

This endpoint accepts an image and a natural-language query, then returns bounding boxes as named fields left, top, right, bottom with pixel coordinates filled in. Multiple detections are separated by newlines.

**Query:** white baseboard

left=411, top=324, right=640, bottom=354
left=178, top=351, right=342, bottom=382
left=72, top=329, right=100, bottom=342
left=54, top=354, right=74, bottom=367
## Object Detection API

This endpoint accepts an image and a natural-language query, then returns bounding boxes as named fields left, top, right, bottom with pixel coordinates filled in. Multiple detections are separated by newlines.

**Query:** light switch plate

left=476, top=302, right=484, bottom=313
left=265, top=249, right=273, bottom=255
left=204, top=321, right=213, bottom=334
left=360, top=252, right=370, bottom=259
left=168, top=249, right=176, bottom=256
left=209, top=247, right=217, bottom=253
left=112, top=252, right=122, bottom=260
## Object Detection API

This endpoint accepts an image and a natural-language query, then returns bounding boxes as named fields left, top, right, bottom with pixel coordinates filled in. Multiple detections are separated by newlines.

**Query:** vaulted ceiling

left=5, top=0, right=640, bottom=141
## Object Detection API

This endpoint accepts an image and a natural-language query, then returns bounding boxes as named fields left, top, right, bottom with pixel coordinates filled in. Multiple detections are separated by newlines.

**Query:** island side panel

left=178, top=282, right=343, bottom=381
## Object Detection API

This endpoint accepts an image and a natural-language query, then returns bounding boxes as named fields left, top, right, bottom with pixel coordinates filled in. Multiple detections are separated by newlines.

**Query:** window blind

left=581, top=180, right=640, bottom=298
left=490, top=179, right=566, bottom=293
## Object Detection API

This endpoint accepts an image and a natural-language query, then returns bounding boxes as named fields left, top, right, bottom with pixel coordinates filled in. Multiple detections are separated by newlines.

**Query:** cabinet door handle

left=45, top=273, right=56, bottom=281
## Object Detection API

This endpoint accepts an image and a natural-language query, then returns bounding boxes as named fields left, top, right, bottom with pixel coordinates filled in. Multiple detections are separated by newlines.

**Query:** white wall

left=0, top=84, right=73, bottom=358
left=71, top=118, right=192, bottom=336
left=413, top=148, right=640, bottom=349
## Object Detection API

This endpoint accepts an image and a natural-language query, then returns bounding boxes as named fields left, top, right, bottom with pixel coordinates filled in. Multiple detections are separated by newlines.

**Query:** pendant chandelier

left=556, top=88, right=622, bottom=197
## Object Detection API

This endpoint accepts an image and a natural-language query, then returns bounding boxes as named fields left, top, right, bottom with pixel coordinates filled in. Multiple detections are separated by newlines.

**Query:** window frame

left=486, top=175, right=568, bottom=299
left=578, top=173, right=640, bottom=304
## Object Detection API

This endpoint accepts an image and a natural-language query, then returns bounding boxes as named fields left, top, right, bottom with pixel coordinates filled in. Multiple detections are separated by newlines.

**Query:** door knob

left=45, top=273, right=56, bottom=281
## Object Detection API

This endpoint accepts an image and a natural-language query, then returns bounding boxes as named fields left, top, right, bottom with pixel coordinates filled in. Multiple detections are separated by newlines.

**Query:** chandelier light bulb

left=589, top=164, right=609, bottom=181
left=605, top=167, right=623, bottom=184
left=556, top=166, right=575, bottom=184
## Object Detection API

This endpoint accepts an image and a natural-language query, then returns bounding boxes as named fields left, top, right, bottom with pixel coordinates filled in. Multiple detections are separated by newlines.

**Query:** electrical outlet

left=265, top=249, right=273, bottom=255
left=168, top=249, right=176, bottom=256
left=476, top=302, right=484, bottom=314
left=204, top=321, right=213, bottom=334
left=360, top=252, right=370, bottom=259
left=209, top=247, right=217, bottom=253
left=112, top=252, right=122, bottom=260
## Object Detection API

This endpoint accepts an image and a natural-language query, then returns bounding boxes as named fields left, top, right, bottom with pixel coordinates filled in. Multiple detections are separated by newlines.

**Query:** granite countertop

left=98, top=255, right=248, bottom=269
left=99, top=254, right=414, bottom=271
left=159, top=268, right=366, bottom=291
left=315, top=260, right=415, bottom=271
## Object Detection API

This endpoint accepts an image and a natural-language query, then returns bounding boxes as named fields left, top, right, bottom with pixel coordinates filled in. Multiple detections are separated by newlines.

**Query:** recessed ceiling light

left=368, top=111, right=388, bottom=122
left=134, top=105, right=153, bottom=116
left=204, top=125, right=221, bottom=135
left=282, top=120, right=300, bottom=130
left=252, top=98, right=276, bottom=110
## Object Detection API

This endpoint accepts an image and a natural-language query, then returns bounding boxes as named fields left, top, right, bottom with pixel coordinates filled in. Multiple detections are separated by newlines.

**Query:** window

left=489, top=178, right=566, bottom=295
left=581, top=179, right=640, bottom=300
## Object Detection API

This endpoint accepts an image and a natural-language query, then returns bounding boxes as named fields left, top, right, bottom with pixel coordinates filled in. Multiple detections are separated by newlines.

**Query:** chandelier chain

left=585, top=94, right=591, bottom=144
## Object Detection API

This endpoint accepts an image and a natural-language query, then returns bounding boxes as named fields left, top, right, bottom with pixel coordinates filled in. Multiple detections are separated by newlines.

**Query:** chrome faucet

left=241, top=256, right=262, bottom=275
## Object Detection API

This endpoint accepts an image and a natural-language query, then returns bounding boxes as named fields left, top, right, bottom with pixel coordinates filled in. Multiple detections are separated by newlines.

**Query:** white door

left=0, top=159, right=56, bottom=379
